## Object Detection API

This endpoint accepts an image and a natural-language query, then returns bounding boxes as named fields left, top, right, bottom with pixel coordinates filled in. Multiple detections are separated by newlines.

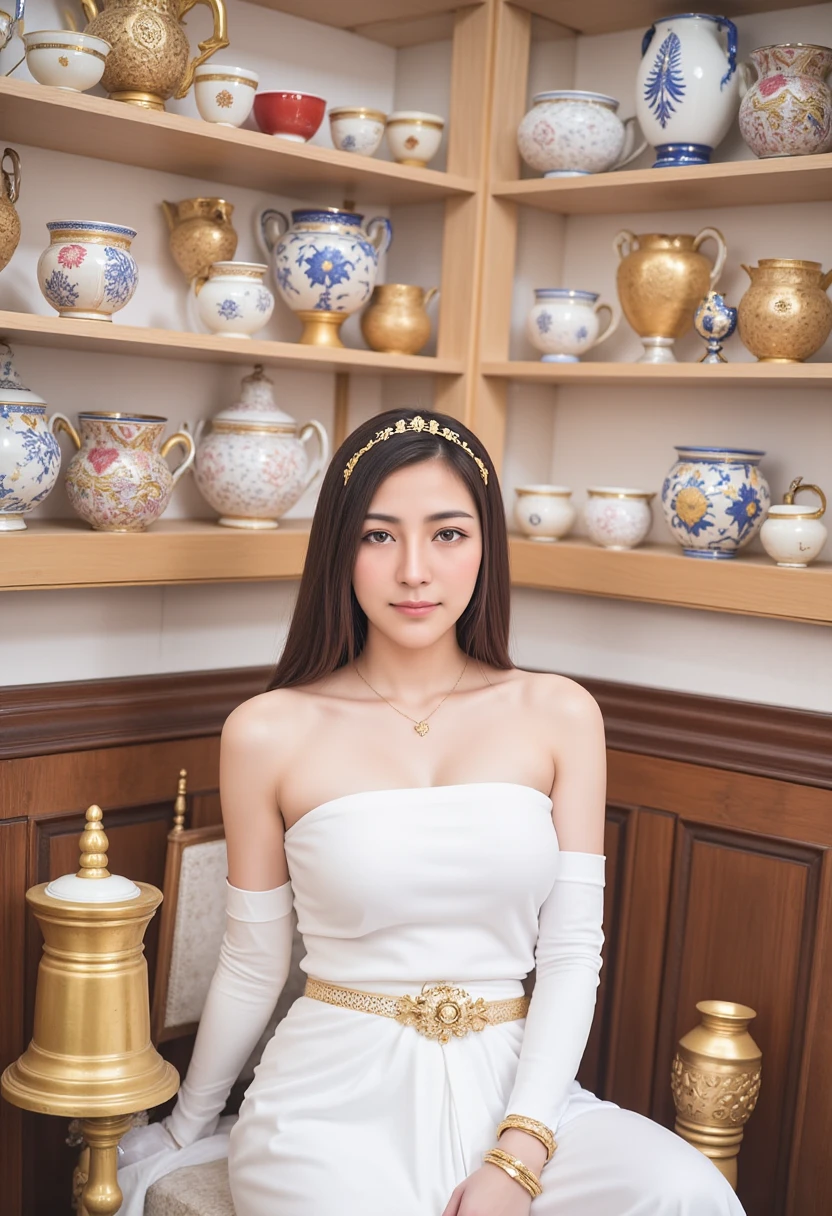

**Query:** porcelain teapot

left=191, top=364, right=330, bottom=528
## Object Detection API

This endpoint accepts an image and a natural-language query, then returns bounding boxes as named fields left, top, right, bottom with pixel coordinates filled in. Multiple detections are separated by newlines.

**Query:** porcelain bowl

left=385, top=110, right=444, bottom=167
left=24, top=29, right=111, bottom=92
left=329, top=106, right=387, bottom=156
left=195, top=64, right=259, bottom=127
left=584, top=487, right=655, bottom=550
left=254, top=91, right=326, bottom=142
left=514, top=485, right=576, bottom=542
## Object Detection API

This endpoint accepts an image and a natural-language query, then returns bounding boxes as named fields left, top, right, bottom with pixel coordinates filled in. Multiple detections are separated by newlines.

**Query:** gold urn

left=360, top=284, right=439, bottom=355
left=671, top=1000, right=762, bottom=1190
left=162, top=197, right=238, bottom=287
left=0, top=147, right=21, bottom=274
left=614, top=228, right=727, bottom=364
left=737, top=259, right=832, bottom=363
left=80, top=0, right=228, bottom=111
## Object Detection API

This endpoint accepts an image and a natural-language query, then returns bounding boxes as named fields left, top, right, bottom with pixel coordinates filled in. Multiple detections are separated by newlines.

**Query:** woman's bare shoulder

left=511, top=669, right=604, bottom=727
left=222, top=685, right=319, bottom=751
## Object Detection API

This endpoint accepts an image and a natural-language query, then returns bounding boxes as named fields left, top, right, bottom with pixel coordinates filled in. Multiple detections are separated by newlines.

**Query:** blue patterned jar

left=0, top=343, right=64, bottom=531
left=661, top=446, right=770, bottom=559
left=37, top=220, right=138, bottom=321
left=257, top=206, right=393, bottom=347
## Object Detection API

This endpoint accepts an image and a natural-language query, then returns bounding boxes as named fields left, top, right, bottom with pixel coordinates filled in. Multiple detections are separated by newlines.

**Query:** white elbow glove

left=163, top=879, right=295, bottom=1149
left=505, top=851, right=605, bottom=1132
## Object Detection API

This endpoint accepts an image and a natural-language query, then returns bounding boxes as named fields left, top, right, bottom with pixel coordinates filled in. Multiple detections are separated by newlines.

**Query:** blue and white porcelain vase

left=0, top=343, right=69, bottom=531
left=257, top=206, right=393, bottom=348
left=194, top=261, right=274, bottom=339
left=661, top=446, right=770, bottom=559
left=694, top=290, right=737, bottom=362
left=37, top=220, right=138, bottom=321
left=636, top=14, right=741, bottom=167
left=527, top=289, right=618, bottom=362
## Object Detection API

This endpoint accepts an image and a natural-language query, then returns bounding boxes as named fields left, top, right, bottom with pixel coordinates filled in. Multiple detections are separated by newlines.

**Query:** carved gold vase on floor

left=614, top=228, right=727, bottom=363
left=162, top=197, right=237, bottom=287
left=360, top=284, right=438, bottom=355
left=1, top=804, right=179, bottom=1216
left=80, top=0, right=228, bottom=110
left=737, top=258, right=832, bottom=362
left=671, top=999, right=762, bottom=1190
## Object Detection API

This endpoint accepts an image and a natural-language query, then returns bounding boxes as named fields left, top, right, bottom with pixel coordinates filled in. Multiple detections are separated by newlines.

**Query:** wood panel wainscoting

left=1, top=669, right=831, bottom=1216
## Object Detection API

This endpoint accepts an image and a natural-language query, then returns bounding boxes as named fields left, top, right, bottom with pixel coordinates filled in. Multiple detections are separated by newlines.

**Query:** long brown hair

left=267, top=408, right=512, bottom=689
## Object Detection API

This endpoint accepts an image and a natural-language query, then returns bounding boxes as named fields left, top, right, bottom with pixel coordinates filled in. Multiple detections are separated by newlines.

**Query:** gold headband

left=343, top=415, right=489, bottom=486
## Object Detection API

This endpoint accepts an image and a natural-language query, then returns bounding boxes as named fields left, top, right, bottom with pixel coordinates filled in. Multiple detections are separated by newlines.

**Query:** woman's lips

left=392, top=602, right=438, bottom=616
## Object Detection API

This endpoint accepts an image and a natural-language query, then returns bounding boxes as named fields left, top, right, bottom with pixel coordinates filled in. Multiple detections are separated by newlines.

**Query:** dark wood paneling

left=0, top=820, right=27, bottom=1216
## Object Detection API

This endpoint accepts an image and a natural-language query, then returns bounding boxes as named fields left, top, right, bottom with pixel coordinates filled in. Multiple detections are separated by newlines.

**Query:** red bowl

left=254, top=91, right=326, bottom=142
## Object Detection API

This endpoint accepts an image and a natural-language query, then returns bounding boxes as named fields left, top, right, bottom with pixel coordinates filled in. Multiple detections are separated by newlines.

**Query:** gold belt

left=304, top=977, right=529, bottom=1044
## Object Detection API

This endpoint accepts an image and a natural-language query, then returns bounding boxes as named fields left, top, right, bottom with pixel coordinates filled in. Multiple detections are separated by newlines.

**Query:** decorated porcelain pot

left=58, top=411, right=195, bottom=531
left=583, top=488, right=655, bottom=550
left=329, top=106, right=387, bottom=156
left=0, top=344, right=67, bottom=531
left=760, top=477, right=827, bottom=567
left=694, top=290, right=737, bottom=363
left=37, top=220, right=138, bottom=320
left=636, top=14, right=741, bottom=167
left=513, top=486, right=575, bottom=542
left=258, top=206, right=393, bottom=348
left=191, top=364, right=330, bottom=529
left=661, top=445, right=770, bottom=559
left=527, top=289, right=617, bottom=362
left=517, top=91, right=645, bottom=177
left=739, top=43, right=832, bottom=158
left=194, top=261, right=274, bottom=338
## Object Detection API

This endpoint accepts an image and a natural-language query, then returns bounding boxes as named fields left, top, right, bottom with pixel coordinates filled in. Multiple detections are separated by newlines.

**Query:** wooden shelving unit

left=482, top=361, right=832, bottom=387
left=508, top=0, right=826, bottom=37
left=0, top=311, right=462, bottom=375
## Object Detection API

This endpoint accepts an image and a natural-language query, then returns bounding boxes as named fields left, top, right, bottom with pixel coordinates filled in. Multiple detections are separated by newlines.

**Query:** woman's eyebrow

left=364, top=510, right=475, bottom=523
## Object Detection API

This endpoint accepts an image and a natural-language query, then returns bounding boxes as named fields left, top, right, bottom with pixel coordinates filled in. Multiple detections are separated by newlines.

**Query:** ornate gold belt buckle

left=395, top=982, right=490, bottom=1043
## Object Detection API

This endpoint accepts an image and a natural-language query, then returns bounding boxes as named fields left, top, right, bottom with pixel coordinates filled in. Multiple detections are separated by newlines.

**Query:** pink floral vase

left=57, top=411, right=195, bottom=532
left=739, top=43, right=832, bottom=158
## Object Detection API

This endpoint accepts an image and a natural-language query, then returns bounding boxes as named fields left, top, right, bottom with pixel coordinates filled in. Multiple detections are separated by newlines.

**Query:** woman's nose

left=397, top=538, right=431, bottom=586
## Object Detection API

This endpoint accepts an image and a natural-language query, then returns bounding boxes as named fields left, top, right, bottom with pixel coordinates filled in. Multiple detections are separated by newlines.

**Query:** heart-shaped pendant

left=414, top=721, right=429, bottom=737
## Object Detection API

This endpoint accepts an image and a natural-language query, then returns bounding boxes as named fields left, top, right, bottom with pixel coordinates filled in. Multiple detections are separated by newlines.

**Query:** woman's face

left=352, top=457, right=483, bottom=650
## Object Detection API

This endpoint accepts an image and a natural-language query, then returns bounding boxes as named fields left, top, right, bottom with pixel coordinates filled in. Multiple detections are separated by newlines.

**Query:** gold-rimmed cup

left=329, top=106, right=388, bottom=156
left=23, top=30, right=111, bottom=93
left=584, top=486, right=655, bottom=550
left=194, top=64, right=259, bottom=128
left=514, top=484, right=576, bottom=542
left=385, top=110, right=445, bottom=167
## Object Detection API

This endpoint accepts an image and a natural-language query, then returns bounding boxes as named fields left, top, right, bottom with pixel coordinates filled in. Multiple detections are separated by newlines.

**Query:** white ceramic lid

left=0, top=345, right=45, bottom=406
left=213, top=365, right=298, bottom=428
left=46, top=872, right=140, bottom=902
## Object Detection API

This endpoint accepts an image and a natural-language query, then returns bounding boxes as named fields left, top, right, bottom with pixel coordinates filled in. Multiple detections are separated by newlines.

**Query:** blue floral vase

left=661, top=446, right=770, bottom=560
left=257, top=206, right=393, bottom=347
left=37, top=220, right=138, bottom=321
left=0, top=343, right=64, bottom=531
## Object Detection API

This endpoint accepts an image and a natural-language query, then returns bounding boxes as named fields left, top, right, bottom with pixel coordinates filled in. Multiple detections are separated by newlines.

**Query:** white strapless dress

left=223, top=783, right=745, bottom=1216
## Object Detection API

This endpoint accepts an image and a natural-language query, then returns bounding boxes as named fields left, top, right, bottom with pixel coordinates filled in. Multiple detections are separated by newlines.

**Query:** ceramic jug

left=761, top=477, right=828, bottom=568
left=0, top=343, right=65, bottom=531
left=57, top=411, right=195, bottom=531
left=162, top=198, right=237, bottom=286
left=737, top=259, right=832, bottom=362
left=739, top=43, right=832, bottom=159
left=360, top=284, right=438, bottom=355
left=190, top=365, right=329, bottom=528
left=0, top=148, right=21, bottom=274
left=80, top=0, right=228, bottom=110
left=614, top=228, right=727, bottom=363
left=636, top=14, right=741, bottom=166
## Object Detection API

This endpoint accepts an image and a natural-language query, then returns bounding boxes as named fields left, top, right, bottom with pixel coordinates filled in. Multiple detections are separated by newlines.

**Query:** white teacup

left=24, top=30, right=111, bottom=92
left=584, top=487, right=655, bottom=550
left=329, top=107, right=387, bottom=156
left=386, top=111, right=444, bottom=167
left=195, top=64, right=259, bottom=128
left=760, top=482, right=827, bottom=567
left=514, top=486, right=576, bottom=542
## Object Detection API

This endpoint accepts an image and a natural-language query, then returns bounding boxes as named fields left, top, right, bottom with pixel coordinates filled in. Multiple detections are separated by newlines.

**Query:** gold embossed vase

left=671, top=1000, right=762, bottom=1189
left=737, top=258, right=832, bottom=362
left=80, top=0, right=228, bottom=111
left=162, top=198, right=237, bottom=286
left=57, top=411, right=195, bottom=531
left=0, top=147, right=21, bottom=274
left=360, top=284, right=438, bottom=355
left=614, top=228, right=727, bottom=363
left=661, top=445, right=770, bottom=559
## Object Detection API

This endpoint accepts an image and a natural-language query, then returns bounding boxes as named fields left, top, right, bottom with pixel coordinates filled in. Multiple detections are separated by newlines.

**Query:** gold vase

left=671, top=999, right=762, bottom=1190
left=614, top=228, right=727, bottom=364
left=162, top=198, right=237, bottom=287
left=360, top=284, right=438, bottom=355
left=80, top=0, right=228, bottom=111
left=738, top=258, right=832, bottom=363
left=0, top=147, right=21, bottom=274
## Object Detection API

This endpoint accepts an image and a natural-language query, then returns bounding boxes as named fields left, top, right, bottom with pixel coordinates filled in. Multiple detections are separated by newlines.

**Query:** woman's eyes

left=361, top=528, right=466, bottom=544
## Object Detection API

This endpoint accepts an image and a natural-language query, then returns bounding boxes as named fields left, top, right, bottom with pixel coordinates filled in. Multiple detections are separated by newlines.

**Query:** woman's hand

left=117, top=1120, right=180, bottom=1169
left=441, top=1162, right=533, bottom=1216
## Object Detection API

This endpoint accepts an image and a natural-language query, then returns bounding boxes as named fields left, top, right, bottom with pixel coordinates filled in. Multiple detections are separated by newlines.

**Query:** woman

left=119, top=409, right=745, bottom=1216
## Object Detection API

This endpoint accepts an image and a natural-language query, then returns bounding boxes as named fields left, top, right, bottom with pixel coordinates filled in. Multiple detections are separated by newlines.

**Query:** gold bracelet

left=496, top=1114, right=557, bottom=1162
left=483, top=1148, right=543, bottom=1198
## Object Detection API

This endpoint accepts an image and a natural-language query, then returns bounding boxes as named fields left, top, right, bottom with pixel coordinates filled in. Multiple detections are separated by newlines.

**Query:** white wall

left=1, top=2, right=830, bottom=712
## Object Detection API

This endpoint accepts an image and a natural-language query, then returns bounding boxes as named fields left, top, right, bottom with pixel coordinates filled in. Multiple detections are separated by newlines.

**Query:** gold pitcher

left=0, top=147, right=21, bottom=274
left=614, top=228, right=727, bottom=364
left=360, top=284, right=439, bottom=355
left=80, top=0, right=228, bottom=111
left=162, top=197, right=237, bottom=287
left=738, top=258, right=832, bottom=363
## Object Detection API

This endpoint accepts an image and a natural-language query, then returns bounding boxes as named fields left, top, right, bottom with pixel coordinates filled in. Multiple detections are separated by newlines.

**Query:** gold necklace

left=353, top=657, right=469, bottom=737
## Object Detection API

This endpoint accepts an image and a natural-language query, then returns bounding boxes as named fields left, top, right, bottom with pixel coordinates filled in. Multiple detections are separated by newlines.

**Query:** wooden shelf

left=508, top=537, right=832, bottom=626
left=247, top=0, right=474, bottom=46
left=493, top=153, right=832, bottom=216
left=0, top=77, right=475, bottom=206
left=0, top=311, right=462, bottom=375
left=483, top=361, right=832, bottom=387
left=510, top=0, right=825, bottom=38
left=1, top=518, right=310, bottom=591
